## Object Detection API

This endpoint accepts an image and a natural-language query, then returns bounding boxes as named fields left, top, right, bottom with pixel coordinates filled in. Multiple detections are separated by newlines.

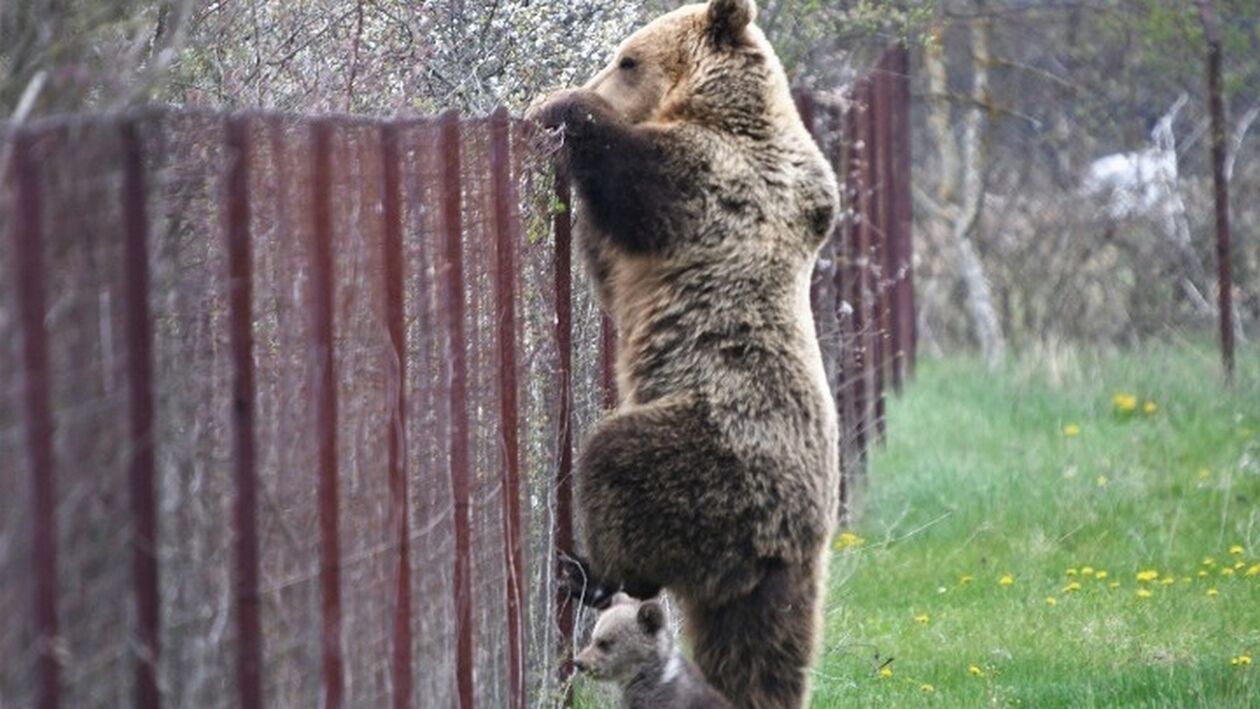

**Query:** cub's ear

left=706, top=0, right=757, bottom=47
left=637, top=601, right=666, bottom=635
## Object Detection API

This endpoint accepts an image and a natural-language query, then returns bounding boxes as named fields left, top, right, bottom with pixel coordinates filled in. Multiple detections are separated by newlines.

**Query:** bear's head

left=574, top=593, right=670, bottom=682
left=580, top=0, right=785, bottom=133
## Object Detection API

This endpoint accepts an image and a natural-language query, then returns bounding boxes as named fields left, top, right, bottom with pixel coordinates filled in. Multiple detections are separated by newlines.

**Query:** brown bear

left=575, top=593, right=732, bottom=709
left=530, top=1, right=839, bottom=706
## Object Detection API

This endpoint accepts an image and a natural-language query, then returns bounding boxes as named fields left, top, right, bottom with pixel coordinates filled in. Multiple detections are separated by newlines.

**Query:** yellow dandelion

left=1160, top=577, right=1176, bottom=586
left=999, top=574, right=1015, bottom=587
left=1238, top=654, right=1252, bottom=666
left=1229, top=545, right=1245, bottom=556
left=1136, top=588, right=1153, bottom=599
left=1198, top=570, right=1210, bottom=578
left=1063, top=582, right=1082, bottom=593
left=1136, top=570, right=1159, bottom=582
left=920, top=684, right=935, bottom=694
left=914, top=613, right=930, bottom=625
left=1063, top=423, right=1081, bottom=437
left=1203, top=557, right=1217, bottom=567
left=1207, top=588, right=1219, bottom=597
left=1245, top=564, right=1259, bottom=577
left=1096, top=570, right=1109, bottom=580
left=1235, top=561, right=1246, bottom=570
left=1095, top=475, right=1108, bottom=487
left=1143, top=400, right=1157, bottom=414
left=959, top=575, right=975, bottom=585
left=1065, top=568, right=1078, bottom=577
left=968, top=665, right=985, bottom=678
left=1109, top=581, right=1121, bottom=589
left=1198, top=468, right=1211, bottom=481
left=1113, top=393, right=1138, bottom=413
left=1222, top=567, right=1236, bottom=577
left=879, top=666, right=893, bottom=679
left=1081, top=566, right=1095, bottom=576
left=834, top=532, right=865, bottom=550
left=1046, top=596, right=1057, bottom=606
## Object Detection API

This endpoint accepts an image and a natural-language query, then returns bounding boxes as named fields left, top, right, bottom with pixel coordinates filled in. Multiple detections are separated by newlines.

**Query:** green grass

left=813, top=344, right=1260, bottom=707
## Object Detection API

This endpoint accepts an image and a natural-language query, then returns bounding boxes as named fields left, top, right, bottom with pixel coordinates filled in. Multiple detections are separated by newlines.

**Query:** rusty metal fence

left=0, top=48, right=911, bottom=709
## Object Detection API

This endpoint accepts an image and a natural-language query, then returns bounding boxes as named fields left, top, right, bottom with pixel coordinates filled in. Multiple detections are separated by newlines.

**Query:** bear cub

left=576, top=594, right=732, bottom=709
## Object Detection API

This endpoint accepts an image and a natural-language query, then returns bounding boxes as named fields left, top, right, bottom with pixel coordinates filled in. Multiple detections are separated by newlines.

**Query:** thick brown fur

left=529, top=2, right=838, bottom=707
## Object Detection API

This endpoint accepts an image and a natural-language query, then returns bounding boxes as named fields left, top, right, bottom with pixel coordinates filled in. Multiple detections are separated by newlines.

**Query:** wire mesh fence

left=0, top=48, right=911, bottom=709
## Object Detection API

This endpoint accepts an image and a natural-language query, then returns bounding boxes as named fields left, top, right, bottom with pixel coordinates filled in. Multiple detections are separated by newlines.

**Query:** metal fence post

left=489, top=106, right=527, bottom=709
left=438, top=110, right=475, bottom=709
left=552, top=165, right=576, bottom=704
left=379, top=121, right=414, bottom=709
left=225, top=115, right=264, bottom=709
left=310, top=119, right=344, bottom=709
left=121, top=118, right=161, bottom=709
left=10, top=128, right=62, bottom=709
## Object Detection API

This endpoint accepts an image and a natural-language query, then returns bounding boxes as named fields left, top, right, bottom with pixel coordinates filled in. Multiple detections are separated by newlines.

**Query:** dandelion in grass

left=920, top=684, right=935, bottom=694
left=1136, top=588, right=1153, bottom=599
left=999, top=574, right=1014, bottom=587
left=1136, top=570, right=1159, bottom=582
left=1095, top=475, right=1109, bottom=487
left=1245, top=564, right=1260, bottom=577
left=1234, top=561, right=1246, bottom=570
left=834, top=531, right=865, bottom=550
left=968, top=665, right=986, bottom=678
left=1066, top=568, right=1078, bottom=577
left=959, top=575, right=974, bottom=585
left=1081, top=566, right=1095, bottom=576
left=1109, top=581, right=1121, bottom=589
left=1063, top=423, right=1081, bottom=437
left=1113, top=393, right=1138, bottom=413
left=879, top=666, right=893, bottom=679
left=1234, top=654, right=1252, bottom=666
left=1203, top=557, right=1216, bottom=567
left=1045, top=596, right=1057, bottom=607
left=1229, top=545, right=1245, bottom=556
left=914, top=613, right=930, bottom=625
left=1198, top=570, right=1210, bottom=578
left=1143, top=400, right=1157, bottom=414
left=1096, top=570, right=1109, bottom=580
left=1063, top=582, right=1081, bottom=593
left=1160, top=577, right=1175, bottom=586
left=1221, top=567, right=1235, bottom=577
left=1207, top=588, right=1219, bottom=597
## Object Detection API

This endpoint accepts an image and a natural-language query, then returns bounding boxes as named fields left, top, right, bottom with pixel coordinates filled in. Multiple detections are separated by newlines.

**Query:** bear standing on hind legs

left=529, top=1, right=839, bottom=706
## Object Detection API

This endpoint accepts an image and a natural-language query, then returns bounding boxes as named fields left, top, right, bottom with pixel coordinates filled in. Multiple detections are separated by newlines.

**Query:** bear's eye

left=597, top=639, right=613, bottom=651
left=618, top=56, right=639, bottom=71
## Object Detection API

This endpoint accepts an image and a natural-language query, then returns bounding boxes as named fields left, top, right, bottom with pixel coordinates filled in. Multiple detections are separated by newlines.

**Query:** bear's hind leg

left=682, top=557, right=824, bottom=709
left=575, top=399, right=761, bottom=605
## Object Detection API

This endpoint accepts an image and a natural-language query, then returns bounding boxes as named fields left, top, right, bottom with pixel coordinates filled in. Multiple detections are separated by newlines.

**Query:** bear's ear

left=637, top=601, right=665, bottom=635
left=706, top=0, right=757, bottom=47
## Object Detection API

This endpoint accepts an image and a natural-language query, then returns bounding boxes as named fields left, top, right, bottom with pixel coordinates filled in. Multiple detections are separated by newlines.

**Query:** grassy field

left=813, top=344, right=1260, bottom=707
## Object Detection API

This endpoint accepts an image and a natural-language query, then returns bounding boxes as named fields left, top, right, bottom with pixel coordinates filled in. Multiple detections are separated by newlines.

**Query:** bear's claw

left=558, top=554, right=619, bottom=610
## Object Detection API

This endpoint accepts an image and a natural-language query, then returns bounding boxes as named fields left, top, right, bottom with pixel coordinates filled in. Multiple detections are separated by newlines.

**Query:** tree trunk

left=924, top=4, right=1006, bottom=367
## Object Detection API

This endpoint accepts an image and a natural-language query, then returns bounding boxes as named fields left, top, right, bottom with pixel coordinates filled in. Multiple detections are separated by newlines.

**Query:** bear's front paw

left=526, top=89, right=608, bottom=133
left=558, top=553, right=618, bottom=610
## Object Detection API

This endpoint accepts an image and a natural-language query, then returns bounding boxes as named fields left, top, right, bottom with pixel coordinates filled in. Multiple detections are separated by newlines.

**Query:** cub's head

left=574, top=594, right=670, bottom=682
left=582, top=0, right=787, bottom=131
